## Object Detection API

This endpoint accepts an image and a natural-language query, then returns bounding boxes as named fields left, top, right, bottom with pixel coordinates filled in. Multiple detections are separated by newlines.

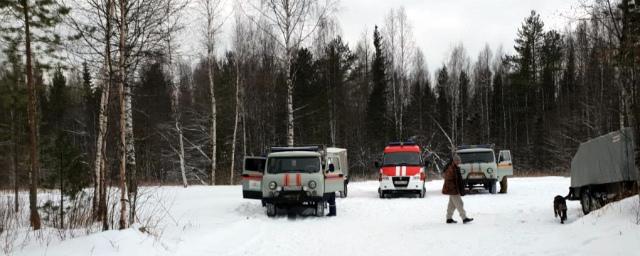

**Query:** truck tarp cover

left=571, top=128, right=638, bottom=188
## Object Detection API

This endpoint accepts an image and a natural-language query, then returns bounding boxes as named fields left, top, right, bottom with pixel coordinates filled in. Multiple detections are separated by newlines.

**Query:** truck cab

left=242, top=146, right=344, bottom=217
left=376, top=142, right=427, bottom=198
left=455, top=145, right=513, bottom=194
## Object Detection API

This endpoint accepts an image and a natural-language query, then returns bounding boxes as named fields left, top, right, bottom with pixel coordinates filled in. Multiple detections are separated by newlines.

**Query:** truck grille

left=392, top=177, right=410, bottom=187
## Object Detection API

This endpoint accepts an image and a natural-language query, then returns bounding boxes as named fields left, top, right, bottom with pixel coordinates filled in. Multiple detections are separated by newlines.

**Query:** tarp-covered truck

left=567, top=128, right=639, bottom=214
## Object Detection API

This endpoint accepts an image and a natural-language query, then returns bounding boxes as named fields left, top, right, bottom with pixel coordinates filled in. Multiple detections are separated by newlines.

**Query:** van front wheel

left=499, top=177, right=508, bottom=193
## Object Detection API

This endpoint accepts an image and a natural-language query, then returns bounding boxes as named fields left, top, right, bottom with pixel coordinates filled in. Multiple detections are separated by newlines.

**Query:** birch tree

left=394, top=7, right=415, bottom=140
left=230, top=4, right=255, bottom=184
left=245, top=0, right=336, bottom=146
left=447, top=44, right=470, bottom=144
left=383, top=7, right=415, bottom=140
left=199, top=0, right=225, bottom=185
left=163, top=0, right=188, bottom=187
left=116, top=0, right=129, bottom=230
left=113, top=0, right=180, bottom=225
left=94, top=0, right=113, bottom=229
left=474, top=45, right=492, bottom=142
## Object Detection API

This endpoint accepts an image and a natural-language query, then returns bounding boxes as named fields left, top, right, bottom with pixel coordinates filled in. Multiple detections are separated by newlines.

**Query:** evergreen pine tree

left=366, top=26, right=389, bottom=150
left=436, top=65, right=451, bottom=138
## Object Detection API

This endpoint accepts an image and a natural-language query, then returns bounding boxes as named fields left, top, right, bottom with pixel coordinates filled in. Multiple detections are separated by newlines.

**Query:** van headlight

left=269, top=181, right=277, bottom=190
left=308, top=180, right=317, bottom=189
left=487, top=168, right=493, bottom=174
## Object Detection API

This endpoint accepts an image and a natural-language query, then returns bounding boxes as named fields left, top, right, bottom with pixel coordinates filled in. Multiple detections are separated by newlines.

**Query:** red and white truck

left=376, top=142, right=427, bottom=198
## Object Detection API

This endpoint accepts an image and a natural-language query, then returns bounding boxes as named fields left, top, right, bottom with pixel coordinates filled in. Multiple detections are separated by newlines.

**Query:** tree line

left=0, top=0, right=638, bottom=231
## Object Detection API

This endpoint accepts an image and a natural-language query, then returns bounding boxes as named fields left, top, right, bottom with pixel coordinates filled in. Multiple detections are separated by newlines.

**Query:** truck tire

left=499, top=177, right=508, bottom=193
left=266, top=203, right=277, bottom=217
left=489, top=181, right=497, bottom=194
left=580, top=189, right=592, bottom=215
left=316, top=201, right=325, bottom=217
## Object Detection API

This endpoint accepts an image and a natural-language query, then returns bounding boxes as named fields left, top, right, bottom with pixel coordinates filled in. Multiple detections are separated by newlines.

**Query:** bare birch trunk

left=11, top=108, right=19, bottom=213
left=242, top=107, right=247, bottom=156
left=125, top=85, right=137, bottom=223
left=168, top=42, right=187, bottom=188
left=93, top=82, right=108, bottom=217
left=208, top=52, right=217, bottom=185
left=171, top=69, right=187, bottom=188
left=178, top=123, right=187, bottom=187
left=94, top=0, right=114, bottom=220
left=100, top=156, right=108, bottom=230
left=286, top=51, right=294, bottom=147
left=203, top=0, right=219, bottom=185
left=22, top=0, right=42, bottom=230
left=118, top=0, right=128, bottom=230
left=230, top=64, right=241, bottom=185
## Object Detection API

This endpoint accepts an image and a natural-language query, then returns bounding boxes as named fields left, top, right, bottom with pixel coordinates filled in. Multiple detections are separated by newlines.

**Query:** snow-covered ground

left=11, top=177, right=640, bottom=256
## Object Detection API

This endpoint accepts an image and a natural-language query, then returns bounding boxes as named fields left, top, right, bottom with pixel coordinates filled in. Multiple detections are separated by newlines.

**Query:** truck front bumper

left=262, top=190, right=324, bottom=205
left=379, top=176, right=424, bottom=192
left=463, top=178, right=497, bottom=186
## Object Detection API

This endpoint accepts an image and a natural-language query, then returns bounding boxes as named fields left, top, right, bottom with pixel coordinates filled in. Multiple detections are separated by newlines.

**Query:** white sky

left=178, top=0, right=582, bottom=75
left=336, top=0, right=581, bottom=74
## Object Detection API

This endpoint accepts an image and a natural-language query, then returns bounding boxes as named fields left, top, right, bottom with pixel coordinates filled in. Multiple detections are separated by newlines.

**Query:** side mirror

left=329, top=163, right=335, bottom=172
left=374, top=161, right=381, bottom=168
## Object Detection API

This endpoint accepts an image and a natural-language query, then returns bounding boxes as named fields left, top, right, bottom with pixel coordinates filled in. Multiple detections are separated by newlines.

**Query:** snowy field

left=11, top=177, right=640, bottom=256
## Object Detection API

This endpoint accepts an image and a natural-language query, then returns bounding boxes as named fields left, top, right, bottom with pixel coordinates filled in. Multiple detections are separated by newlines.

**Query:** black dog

left=553, top=195, right=568, bottom=224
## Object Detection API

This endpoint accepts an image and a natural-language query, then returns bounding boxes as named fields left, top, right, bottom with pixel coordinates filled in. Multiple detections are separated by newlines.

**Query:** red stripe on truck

left=381, top=166, right=422, bottom=176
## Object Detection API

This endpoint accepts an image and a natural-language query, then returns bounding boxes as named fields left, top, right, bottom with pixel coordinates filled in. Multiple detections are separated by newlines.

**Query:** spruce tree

left=436, top=65, right=451, bottom=138
left=366, top=26, right=389, bottom=150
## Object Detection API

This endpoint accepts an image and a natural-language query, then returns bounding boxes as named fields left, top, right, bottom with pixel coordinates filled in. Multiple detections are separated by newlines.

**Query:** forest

left=0, top=0, right=638, bottom=232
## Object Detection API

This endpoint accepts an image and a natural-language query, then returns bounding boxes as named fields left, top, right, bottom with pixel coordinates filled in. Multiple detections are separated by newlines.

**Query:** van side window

left=329, top=157, right=341, bottom=172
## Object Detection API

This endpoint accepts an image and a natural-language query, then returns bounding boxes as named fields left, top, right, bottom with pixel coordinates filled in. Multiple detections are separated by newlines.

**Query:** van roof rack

left=387, top=141, right=417, bottom=146
left=270, top=145, right=324, bottom=153
left=456, top=144, right=494, bottom=150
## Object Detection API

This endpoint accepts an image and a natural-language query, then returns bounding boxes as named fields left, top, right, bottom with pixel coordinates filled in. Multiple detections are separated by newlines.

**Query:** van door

left=242, top=157, right=266, bottom=199
left=324, top=156, right=344, bottom=194
left=497, top=150, right=513, bottom=178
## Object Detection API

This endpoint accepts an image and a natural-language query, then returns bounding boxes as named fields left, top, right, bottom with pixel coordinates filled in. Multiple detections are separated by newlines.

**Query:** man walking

left=442, top=154, right=473, bottom=224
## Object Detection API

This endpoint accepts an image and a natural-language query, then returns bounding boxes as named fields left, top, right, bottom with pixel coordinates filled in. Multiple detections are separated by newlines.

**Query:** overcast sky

left=336, top=0, right=579, bottom=74
left=179, top=0, right=581, bottom=76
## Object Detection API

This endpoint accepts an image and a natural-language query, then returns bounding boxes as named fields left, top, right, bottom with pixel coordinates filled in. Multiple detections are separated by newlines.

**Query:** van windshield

left=458, top=152, right=495, bottom=164
left=383, top=152, right=421, bottom=166
left=268, top=157, right=320, bottom=174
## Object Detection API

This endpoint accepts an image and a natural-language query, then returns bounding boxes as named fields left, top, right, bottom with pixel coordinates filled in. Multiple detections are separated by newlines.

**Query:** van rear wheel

left=580, top=189, right=595, bottom=215
left=340, top=184, right=348, bottom=198
left=489, top=181, right=497, bottom=194
left=316, top=201, right=325, bottom=217
left=266, top=203, right=277, bottom=217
